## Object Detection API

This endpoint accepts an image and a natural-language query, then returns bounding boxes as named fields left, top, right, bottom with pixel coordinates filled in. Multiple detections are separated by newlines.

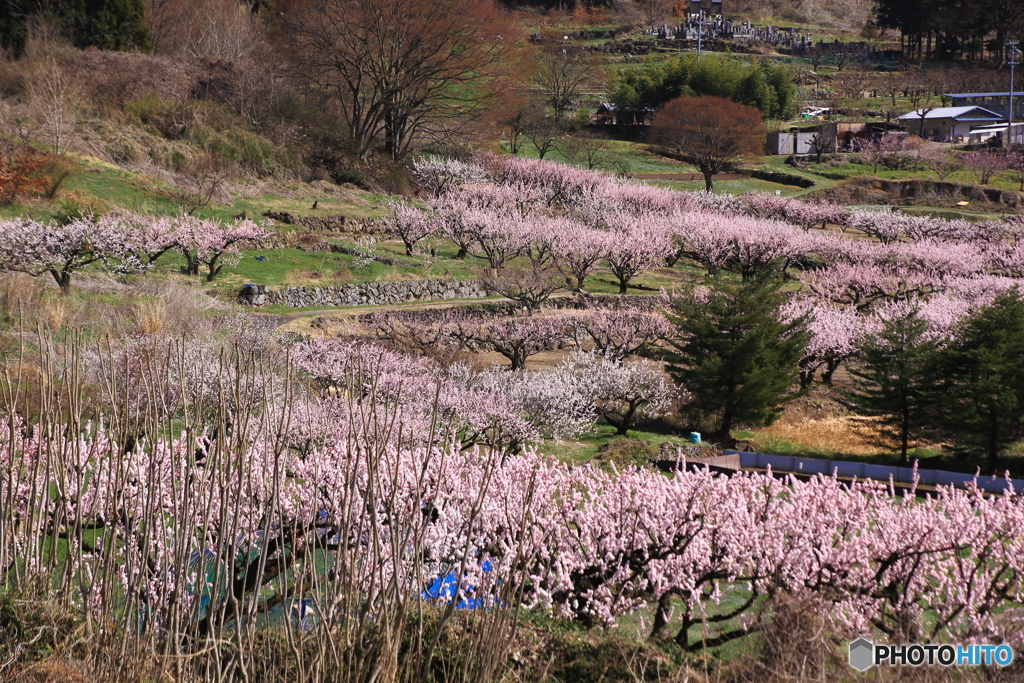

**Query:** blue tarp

left=422, top=560, right=493, bottom=609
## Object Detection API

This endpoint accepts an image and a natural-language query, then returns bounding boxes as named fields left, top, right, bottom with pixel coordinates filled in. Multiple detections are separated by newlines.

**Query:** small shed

left=966, top=122, right=1024, bottom=146
left=594, top=102, right=654, bottom=126
left=897, top=106, right=1003, bottom=142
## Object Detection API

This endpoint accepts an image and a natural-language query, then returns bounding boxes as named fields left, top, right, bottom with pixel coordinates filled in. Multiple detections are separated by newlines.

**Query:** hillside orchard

left=3, top=156, right=1024, bottom=681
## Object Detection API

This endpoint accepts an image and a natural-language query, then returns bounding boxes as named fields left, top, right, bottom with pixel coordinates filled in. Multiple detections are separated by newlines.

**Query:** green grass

left=798, top=156, right=1024, bottom=195
left=646, top=176, right=804, bottom=195
left=759, top=155, right=837, bottom=196
left=513, top=138, right=811, bottom=195
left=0, top=152, right=389, bottom=224
left=512, top=138, right=699, bottom=175
left=542, top=424, right=693, bottom=465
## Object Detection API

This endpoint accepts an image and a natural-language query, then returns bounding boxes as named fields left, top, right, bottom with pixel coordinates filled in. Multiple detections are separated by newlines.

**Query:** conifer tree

left=843, top=308, right=940, bottom=464
left=938, top=291, right=1024, bottom=469
left=665, top=266, right=808, bottom=444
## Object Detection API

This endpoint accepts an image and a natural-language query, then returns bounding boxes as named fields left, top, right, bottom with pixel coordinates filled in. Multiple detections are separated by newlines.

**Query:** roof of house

left=897, top=106, right=1003, bottom=121
left=596, top=102, right=653, bottom=113
left=968, top=122, right=1024, bottom=132
left=945, top=92, right=1024, bottom=99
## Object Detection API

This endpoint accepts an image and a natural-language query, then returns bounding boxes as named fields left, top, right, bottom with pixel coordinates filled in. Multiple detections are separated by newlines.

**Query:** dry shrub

left=0, top=360, right=51, bottom=422
left=0, top=147, right=50, bottom=205
left=11, top=659, right=94, bottom=683
left=122, top=278, right=227, bottom=338
left=41, top=293, right=69, bottom=332
left=751, top=593, right=845, bottom=682
left=331, top=268, right=352, bottom=283
left=0, top=272, right=44, bottom=326
left=718, top=593, right=1024, bottom=683
left=308, top=314, right=365, bottom=339
left=132, top=299, right=168, bottom=335
left=757, top=415, right=890, bottom=455
left=9, top=275, right=230, bottom=340
left=283, top=269, right=327, bottom=286
left=595, top=437, right=659, bottom=470
left=376, top=268, right=419, bottom=282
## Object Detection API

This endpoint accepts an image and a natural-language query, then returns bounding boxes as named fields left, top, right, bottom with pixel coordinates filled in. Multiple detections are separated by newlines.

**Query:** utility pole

left=1008, top=41, right=1021, bottom=146
left=696, top=10, right=705, bottom=61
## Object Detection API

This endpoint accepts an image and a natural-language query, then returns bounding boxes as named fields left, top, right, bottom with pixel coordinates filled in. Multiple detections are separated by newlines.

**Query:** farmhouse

left=765, top=121, right=902, bottom=155
left=896, top=106, right=1003, bottom=142
left=944, top=91, right=1024, bottom=121
left=594, top=102, right=654, bottom=125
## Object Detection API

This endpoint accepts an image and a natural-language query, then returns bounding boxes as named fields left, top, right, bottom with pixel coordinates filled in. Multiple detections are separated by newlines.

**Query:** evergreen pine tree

left=664, top=267, right=809, bottom=444
left=843, top=307, right=940, bottom=465
left=938, top=291, right=1024, bottom=469
left=1, top=0, right=150, bottom=56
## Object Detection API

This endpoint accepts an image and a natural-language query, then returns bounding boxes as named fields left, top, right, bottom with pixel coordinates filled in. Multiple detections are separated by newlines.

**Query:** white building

left=897, top=106, right=1003, bottom=142
left=966, top=122, right=1024, bottom=146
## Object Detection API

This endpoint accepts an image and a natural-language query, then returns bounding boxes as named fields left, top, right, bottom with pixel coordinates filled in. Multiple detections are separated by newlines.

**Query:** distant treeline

left=499, top=0, right=616, bottom=8
left=873, top=0, right=1024, bottom=60
left=0, top=0, right=150, bottom=55
left=610, top=53, right=797, bottom=120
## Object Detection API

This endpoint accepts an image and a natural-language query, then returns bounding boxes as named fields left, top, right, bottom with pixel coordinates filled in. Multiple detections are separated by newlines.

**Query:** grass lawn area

left=1, top=152, right=389, bottom=223
left=646, top=176, right=804, bottom=195
left=542, top=423, right=693, bottom=465
left=759, top=155, right=837, bottom=196
left=513, top=138, right=700, bottom=175
left=170, top=233, right=708, bottom=302
left=799, top=156, right=1024, bottom=195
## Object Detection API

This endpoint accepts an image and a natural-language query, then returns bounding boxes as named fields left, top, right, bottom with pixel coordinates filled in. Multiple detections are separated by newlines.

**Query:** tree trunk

left=614, top=406, right=636, bottom=436
left=900, top=408, right=910, bottom=466
left=701, top=168, right=714, bottom=192
left=650, top=593, right=674, bottom=640
left=50, top=269, right=72, bottom=295
left=988, top=410, right=999, bottom=469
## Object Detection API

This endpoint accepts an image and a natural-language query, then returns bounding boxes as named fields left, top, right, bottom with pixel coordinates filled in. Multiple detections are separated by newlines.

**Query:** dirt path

left=255, top=295, right=518, bottom=327
left=635, top=172, right=746, bottom=182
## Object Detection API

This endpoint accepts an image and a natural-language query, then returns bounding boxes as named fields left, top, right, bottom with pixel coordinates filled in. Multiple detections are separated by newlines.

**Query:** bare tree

left=182, top=0, right=260, bottom=61
left=484, top=264, right=565, bottom=314
left=502, top=106, right=529, bottom=155
left=833, top=69, right=869, bottom=100
left=919, top=149, right=963, bottom=180
left=532, top=48, right=601, bottom=121
left=493, top=88, right=540, bottom=157
left=650, top=96, right=765, bottom=192
left=28, top=58, right=77, bottom=156
left=522, top=106, right=561, bottom=160
left=558, top=130, right=611, bottom=170
left=809, top=128, right=836, bottom=163
left=0, top=100, right=40, bottom=155
left=879, top=71, right=904, bottom=106
left=175, top=154, right=233, bottom=215
left=830, top=52, right=854, bottom=71
left=276, top=0, right=521, bottom=160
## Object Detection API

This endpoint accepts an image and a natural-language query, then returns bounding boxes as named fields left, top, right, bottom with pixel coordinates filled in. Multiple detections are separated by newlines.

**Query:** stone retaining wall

left=261, top=212, right=382, bottom=235
left=239, top=279, right=488, bottom=308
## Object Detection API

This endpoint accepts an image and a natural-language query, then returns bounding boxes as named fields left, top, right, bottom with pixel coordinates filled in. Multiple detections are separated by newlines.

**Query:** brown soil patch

left=472, top=348, right=575, bottom=371
left=635, top=172, right=746, bottom=182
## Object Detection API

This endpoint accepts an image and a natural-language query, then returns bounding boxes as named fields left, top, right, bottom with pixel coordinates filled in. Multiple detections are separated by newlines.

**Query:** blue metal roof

left=945, top=92, right=1024, bottom=98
